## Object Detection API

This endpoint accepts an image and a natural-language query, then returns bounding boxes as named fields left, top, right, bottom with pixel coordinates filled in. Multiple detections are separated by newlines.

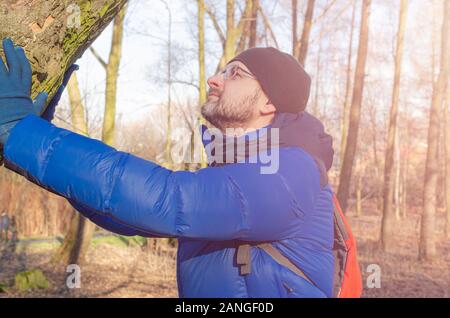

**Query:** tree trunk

left=312, top=25, right=325, bottom=116
left=67, top=74, right=89, bottom=136
left=340, top=0, right=357, bottom=167
left=394, top=130, right=401, bottom=220
left=294, top=0, right=315, bottom=66
left=248, top=0, right=259, bottom=48
left=355, top=161, right=362, bottom=217
left=381, top=0, right=408, bottom=252
left=356, top=175, right=362, bottom=217
left=419, top=0, right=449, bottom=261
left=102, top=5, right=127, bottom=147
left=198, top=0, right=207, bottom=106
left=445, top=86, right=450, bottom=238
left=216, top=0, right=253, bottom=71
left=223, top=0, right=236, bottom=67
left=400, top=133, right=409, bottom=219
left=291, top=0, right=298, bottom=56
left=0, top=0, right=128, bottom=106
left=52, top=73, right=95, bottom=266
left=337, top=0, right=371, bottom=213
left=0, top=0, right=127, bottom=262
left=197, top=0, right=208, bottom=169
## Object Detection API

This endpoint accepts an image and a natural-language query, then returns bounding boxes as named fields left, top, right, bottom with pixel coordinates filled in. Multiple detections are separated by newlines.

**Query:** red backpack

left=331, top=194, right=363, bottom=298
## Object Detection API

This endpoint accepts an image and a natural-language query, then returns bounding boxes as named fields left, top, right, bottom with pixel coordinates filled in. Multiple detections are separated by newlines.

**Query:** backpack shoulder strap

left=235, top=241, right=317, bottom=287
left=257, top=243, right=315, bottom=286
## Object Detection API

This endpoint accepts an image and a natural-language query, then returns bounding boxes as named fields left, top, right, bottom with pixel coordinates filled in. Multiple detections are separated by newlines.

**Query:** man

left=0, top=38, right=335, bottom=297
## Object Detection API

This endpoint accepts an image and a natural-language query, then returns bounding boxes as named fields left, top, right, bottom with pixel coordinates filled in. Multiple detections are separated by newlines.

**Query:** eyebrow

left=237, top=66, right=254, bottom=77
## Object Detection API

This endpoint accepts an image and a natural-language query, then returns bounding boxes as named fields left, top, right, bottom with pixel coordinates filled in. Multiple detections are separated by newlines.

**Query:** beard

left=201, top=88, right=261, bottom=131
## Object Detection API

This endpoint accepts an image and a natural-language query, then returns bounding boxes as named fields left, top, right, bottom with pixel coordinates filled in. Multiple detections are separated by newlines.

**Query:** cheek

left=221, top=84, right=242, bottom=103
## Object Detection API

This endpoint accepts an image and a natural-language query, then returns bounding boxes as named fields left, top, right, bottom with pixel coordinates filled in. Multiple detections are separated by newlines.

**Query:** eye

left=230, top=66, right=241, bottom=79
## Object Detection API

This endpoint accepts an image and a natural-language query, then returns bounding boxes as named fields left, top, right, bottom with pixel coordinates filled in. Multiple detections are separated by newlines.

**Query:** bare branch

left=89, top=47, right=107, bottom=69
left=205, top=5, right=226, bottom=45
left=258, top=6, right=279, bottom=49
left=313, top=0, right=339, bottom=24
left=235, top=0, right=254, bottom=38
left=172, top=79, right=200, bottom=90
left=309, top=0, right=353, bottom=46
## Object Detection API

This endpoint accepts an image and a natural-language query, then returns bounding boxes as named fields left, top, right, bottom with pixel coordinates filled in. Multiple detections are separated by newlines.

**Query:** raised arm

left=4, top=114, right=322, bottom=241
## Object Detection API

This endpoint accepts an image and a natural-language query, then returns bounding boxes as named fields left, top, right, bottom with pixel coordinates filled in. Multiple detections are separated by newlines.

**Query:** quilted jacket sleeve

left=4, top=115, right=320, bottom=241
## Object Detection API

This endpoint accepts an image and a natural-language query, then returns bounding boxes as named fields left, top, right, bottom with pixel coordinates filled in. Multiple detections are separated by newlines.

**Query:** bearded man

left=0, top=38, right=334, bottom=298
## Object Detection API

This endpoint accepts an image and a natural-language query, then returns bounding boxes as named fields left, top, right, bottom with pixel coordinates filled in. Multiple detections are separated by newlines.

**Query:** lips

left=208, top=93, right=219, bottom=98
left=208, top=90, right=221, bottom=99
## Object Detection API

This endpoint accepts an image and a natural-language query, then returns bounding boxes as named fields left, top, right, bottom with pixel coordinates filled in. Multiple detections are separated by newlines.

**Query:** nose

left=207, top=73, right=224, bottom=91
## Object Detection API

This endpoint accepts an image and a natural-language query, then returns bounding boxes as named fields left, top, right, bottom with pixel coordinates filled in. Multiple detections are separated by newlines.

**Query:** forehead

left=227, top=60, right=251, bottom=73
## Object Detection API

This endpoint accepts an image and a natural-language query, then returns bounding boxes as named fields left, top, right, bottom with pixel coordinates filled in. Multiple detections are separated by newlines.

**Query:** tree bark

left=248, top=0, right=259, bottom=48
left=400, top=106, right=410, bottom=220
left=197, top=0, right=208, bottom=169
left=340, top=0, right=356, bottom=167
left=291, top=0, right=297, bottom=56
left=67, top=74, right=89, bottom=136
left=102, top=4, right=127, bottom=147
left=419, top=0, right=449, bottom=261
left=198, top=0, right=207, bottom=106
left=0, top=0, right=128, bottom=107
left=394, top=130, right=401, bottom=220
left=380, top=0, right=408, bottom=252
left=224, top=0, right=236, bottom=67
left=337, top=0, right=371, bottom=213
left=312, top=25, right=325, bottom=116
left=445, top=86, right=450, bottom=238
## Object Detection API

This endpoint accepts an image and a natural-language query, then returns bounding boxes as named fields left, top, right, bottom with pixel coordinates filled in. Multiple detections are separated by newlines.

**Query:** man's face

left=201, top=61, right=263, bottom=131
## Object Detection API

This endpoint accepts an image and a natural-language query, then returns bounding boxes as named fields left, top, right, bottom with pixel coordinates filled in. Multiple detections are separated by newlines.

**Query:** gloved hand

left=0, top=38, right=48, bottom=145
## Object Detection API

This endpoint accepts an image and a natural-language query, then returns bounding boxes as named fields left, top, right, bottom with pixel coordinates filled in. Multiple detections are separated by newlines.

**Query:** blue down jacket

left=3, top=112, right=335, bottom=298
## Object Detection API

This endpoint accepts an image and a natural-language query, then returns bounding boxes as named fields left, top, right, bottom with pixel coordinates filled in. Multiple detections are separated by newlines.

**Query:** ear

left=260, top=99, right=276, bottom=116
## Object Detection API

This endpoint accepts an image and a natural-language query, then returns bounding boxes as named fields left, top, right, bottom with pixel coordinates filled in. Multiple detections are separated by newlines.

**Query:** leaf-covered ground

left=0, top=208, right=449, bottom=298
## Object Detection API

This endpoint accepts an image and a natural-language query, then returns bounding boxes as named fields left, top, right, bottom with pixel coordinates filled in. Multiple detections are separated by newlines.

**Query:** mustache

left=208, top=89, right=222, bottom=97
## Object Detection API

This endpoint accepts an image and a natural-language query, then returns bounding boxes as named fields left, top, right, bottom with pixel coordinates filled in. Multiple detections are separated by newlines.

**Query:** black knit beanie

left=228, top=47, right=311, bottom=113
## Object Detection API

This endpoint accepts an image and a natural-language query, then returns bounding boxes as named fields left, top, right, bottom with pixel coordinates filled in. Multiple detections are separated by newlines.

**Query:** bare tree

left=198, top=0, right=207, bottom=106
left=445, top=85, right=450, bottom=238
left=207, top=0, right=254, bottom=71
left=419, top=0, right=449, bottom=261
left=248, top=0, right=259, bottom=48
left=380, top=0, right=409, bottom=252
left=294, top=0, right=315, bottom=66
left=340, top=0, right=357, bottom=166
left=337, top=0, right=372, bottom=213
left=90, top=4, right=128, bottom=147
left=292, top=0, right=298, bottom=55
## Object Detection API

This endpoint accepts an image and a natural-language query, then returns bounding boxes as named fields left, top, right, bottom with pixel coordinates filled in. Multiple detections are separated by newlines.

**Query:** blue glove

left=0, top=38, right=48, bottom=145
left=41, top=64, right=79, bottom=122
